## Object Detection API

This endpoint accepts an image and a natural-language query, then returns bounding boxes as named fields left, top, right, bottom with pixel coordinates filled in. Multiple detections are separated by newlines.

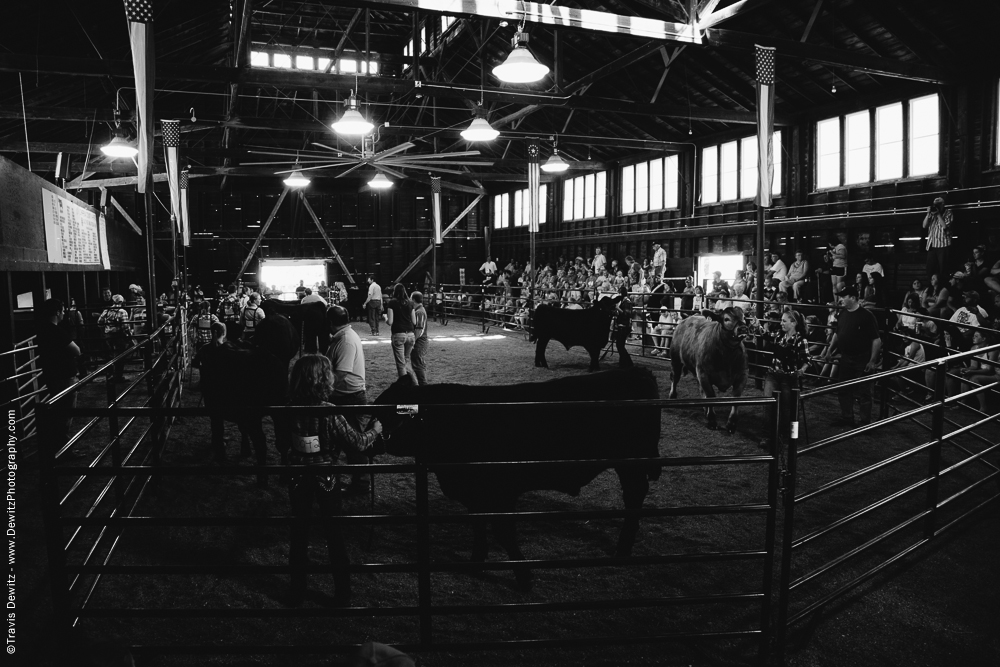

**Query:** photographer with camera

left=923, top=196, right=953, bottom=283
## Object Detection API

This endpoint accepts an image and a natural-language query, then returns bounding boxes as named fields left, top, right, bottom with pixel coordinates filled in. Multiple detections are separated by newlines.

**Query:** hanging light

left=493, top=32, right=549, bottom=84
left=283, top=169, right=310, bottom=188
left=541, top=149, right=569, bottom=173
left=461, top=108, right=499, bottom=142
left=332, top=92, right=374, bottom=135
left=368, top=172, right=393, bottom=189
left=101, top=130, right=139, bottom=159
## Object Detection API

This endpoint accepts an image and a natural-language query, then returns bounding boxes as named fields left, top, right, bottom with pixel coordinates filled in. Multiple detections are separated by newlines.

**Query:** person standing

left=240, top=292, right=265, bottom=343
left=300, top=287, right=330, bottom=354
left=828, top=237, right=848, bottom=295
left=385, top=283, right=418, bottom=383
left=325, top=305, right=372, bottom=496
left=824, top=285, right=882, bottom=427
left=218, top=284, right=243, bottom=340
left=592, top=247, right=607, bottom=274
left=758, top=310, right=810, bottom=448
left=362, top=275, right=383, bottom=336
left=37, top=299, right=82, bottom=454
left=283, top=354, right=383, bottom=606
left=652, top=242, right=667, bottom=282
left=97, top=294, right=132, bottom=382
left=410, top=291, right=430, bottom=385
left=193, top=322, right=234, bottom=462
left=479, top=256, right=498, bottom=285
left=923, top=196, right=953, bottom=283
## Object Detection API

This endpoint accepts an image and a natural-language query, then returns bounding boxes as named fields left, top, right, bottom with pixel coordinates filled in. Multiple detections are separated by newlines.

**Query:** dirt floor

left=12, top=318, right=1000, bottom=666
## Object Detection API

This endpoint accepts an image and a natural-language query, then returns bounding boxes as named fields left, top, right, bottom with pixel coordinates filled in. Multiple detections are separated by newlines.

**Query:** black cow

left=196, top=312, right=297, bottom=485
left=531, top=298, right=618, bottom=371
left=375, top=368, right=661, bottom=589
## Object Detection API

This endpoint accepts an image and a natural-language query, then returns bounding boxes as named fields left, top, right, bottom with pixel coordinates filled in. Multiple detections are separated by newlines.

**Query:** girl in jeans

left=385, top=283, right=418, bottom=383
left=758, top=310, right=810, bottom=448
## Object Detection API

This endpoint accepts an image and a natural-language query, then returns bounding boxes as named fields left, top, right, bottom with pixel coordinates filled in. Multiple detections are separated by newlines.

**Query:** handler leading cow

left=668, top=307, right=750, bottom=433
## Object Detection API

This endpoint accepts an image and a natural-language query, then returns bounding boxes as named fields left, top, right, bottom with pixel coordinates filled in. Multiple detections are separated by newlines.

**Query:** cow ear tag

left=396, top=404, right=419, bottom=416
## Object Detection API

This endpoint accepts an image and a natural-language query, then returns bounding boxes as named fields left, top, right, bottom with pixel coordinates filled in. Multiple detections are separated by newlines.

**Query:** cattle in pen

left=531, top=298, right=618, bottom=371
left=374, top=367, right=662, bottom=590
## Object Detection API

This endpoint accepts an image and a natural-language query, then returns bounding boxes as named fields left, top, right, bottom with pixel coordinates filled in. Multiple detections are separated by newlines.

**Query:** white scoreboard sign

left=41, top=188, right=110, bottom=268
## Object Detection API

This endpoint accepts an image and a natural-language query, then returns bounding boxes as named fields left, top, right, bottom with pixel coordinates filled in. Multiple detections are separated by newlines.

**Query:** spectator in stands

left=626, top=255, right=641, bottom=287
left=767, top=252, right=789, bottom=291
left=284, top=354, right=383, bottom=607
left=950, top=291, right=989, bottom=345
left=362, top=275, right=383, bottom=336
left=758, top=309, right=810, bottom=448
left=824, top=285, right=882, bottom=427
left=97, top=294, right=132, bottom=382
left=896, top=294, right=927, bottom=335
left=926, top=273, right=951, bottom=318
left=861, top=254, right=884, bottom=281
left=651, top=305, right=678, bottom=356
left=731, top=281, right=752, bottom=314
left=691, top=285, right=706, bottom=312
left=968, top=244, right=991, bottom=297
left=886, top=337, right=927, bottom=399
left=744, top=261, right=758, bottom=300
left=782, top=251, right=810, bottom=302
left=241, top=292, right=265, bottom=343
left=984, top=257, right=1000, bottom=298
left=385, top=283, right=418, bottom=383
left=828, top=237, right=849, bottom=294
left=708, top=271, right=730, bottom=299
left=958, top=328, right=999, bottom=412
left=479, top=255, right=498, bottom=284
left=901, top=279, right=930, bottom=311
left=923, top=196, right=953, bottom=282
left=410, top=291, right=429, bottom=385
left=37, top=298, right=83, bottom=454
left=592, top=247, right=607, bottom=274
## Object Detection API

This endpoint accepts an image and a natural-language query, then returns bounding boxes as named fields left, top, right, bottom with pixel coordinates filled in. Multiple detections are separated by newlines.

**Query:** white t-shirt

left=592, top=253, right=606, bottom=273
left=862, top=262, right=884, bottom=279
left=479, top=260, right=497, bottom=275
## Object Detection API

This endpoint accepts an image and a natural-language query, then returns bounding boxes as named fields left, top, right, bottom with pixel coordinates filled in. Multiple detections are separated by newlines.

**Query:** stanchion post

left=415, top=460, right=433, bottom=646
left=774, top=387, right=800, bottom=665
left=924, top=360, right=947, bottom=538
left=758, top=391, right=784, bottom=666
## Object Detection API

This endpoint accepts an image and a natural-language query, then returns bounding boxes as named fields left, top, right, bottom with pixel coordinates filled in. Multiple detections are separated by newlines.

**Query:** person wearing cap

left=97, top=294, right=132, bottom=382
left=949, top=291, right=989, bottom=344
left=923, top=196, right=953, bottom=283
left=652, top=241, right=667, bottom=282
left=824, top=284, right=882, bottom=428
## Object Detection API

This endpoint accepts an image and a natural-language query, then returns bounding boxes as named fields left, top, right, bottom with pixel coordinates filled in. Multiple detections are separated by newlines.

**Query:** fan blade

left=373, top=164, right=408, bottom=179
left=371, top=142, right=416, bottom=161
left=334, top=163, right=366, bottom=179
left=390, top=151, right=482, bottom=160
left=380, top=159, right=494, bottom=167
left=242, top=159, right=349, bottom=166
left=274, top=163, right=355, bottom=175
left=393, top=164, right=466, bottom=175
left=311, top=142, right=362, bottom=158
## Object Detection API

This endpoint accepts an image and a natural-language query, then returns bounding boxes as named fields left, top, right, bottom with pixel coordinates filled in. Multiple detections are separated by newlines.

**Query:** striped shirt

left=924, top=209, right=953, bottom=250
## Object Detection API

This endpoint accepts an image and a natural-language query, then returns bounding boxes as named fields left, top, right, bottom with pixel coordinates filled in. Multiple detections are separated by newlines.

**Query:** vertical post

left=759, top=389, right=786, bottom=666
left=415, top=461, right=433, bottom=646
left=528, top=143, right=540, bottom=339
left=878, top=308, right=890, bottom=418
left=924, top=360, right=947, bottom=538
left=144, top=189, right=158, bottom=335
left=774, top=388, right=800, bottom=665
left=756, top=206, right=766, bottom=320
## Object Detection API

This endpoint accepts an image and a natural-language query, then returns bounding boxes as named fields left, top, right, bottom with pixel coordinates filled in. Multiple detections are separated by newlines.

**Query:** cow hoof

left=706, top=419, right=718, bottom=430
left=726, top=423, right=737, bottom=434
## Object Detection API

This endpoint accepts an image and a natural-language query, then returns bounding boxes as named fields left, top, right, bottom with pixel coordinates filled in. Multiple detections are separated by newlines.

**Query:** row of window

left=702, top=132, right=783, bottom=204
left=403, top=17, right=457, bottom=69
left=250, top=50, right=380, bottom=75
left=493, top=185, right=549, bottom=229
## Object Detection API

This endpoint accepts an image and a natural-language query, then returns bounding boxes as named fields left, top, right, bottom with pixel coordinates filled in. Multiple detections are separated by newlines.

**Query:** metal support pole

left=774, top=387, right=800, bottom=665
left=755, top=205, right=766, bottom=320
left=759, top=390, right=785, bottom=666
left=924, top=360, right=947, bottom=538
left=144, top=189, right=158, bottom=334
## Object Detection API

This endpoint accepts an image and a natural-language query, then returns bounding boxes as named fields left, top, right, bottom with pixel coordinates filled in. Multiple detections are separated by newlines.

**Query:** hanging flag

left=180, top=170, right=191, bottom=247
left=162, top=119, right=182, bottom=235
left=527, top=144, right=540, bottom=233
left=124, top=0, right=155, bottom=193
left=431, top=177, right=443, bottom=245
left=755, top=44, right=775, bottom=208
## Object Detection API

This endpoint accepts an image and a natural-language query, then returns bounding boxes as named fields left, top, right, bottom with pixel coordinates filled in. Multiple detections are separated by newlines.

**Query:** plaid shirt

left=287, top=403, right=379, bottom=467
left=98, top=306, right=132, bottom=336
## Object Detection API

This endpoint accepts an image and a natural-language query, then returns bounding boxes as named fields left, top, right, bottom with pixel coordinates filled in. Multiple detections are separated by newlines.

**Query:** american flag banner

left=527, top=144, right=540, bottom=233
left=755, top=44, right=775, bottom=208
left=431, top=177, right=443, bottom=245
left=124, top=0, right=154, bottom=193
left=162, top=119, right=182, bottom=235
left=180, top=170, right=191, bottom=246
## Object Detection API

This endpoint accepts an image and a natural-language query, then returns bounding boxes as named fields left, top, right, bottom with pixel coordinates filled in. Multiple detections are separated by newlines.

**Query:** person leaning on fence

left=824, top=285, right=882, bottom=428
left=410, top=291, right=430, bottom=385
left=97, top=294, right=132, bottom=382
left=283, top=354, right=384, bottom=607
left=37, top=298, right=83, bottom=455
left=757, top=309, right=810, bottom=448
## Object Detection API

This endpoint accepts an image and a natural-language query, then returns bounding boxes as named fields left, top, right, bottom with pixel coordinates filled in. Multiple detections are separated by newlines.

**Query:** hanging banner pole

left=527, top=143, right=540, bottom=311
left=754, top=44, right=776, bottom=319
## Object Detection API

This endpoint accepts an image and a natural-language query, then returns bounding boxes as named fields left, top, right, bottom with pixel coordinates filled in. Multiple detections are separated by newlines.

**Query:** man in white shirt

left=362, top=275, right=383, bottom=336
left=325, top=305, right=371, bottom=495
left=592, top=247, right=606, bottom=274
left=652, top=242, right=667, bottom=282
left=479, top=256, right=498, bottom=284
left=767, top=252, right=788, bottom=290
left=861, top=254, right=884, bottom=281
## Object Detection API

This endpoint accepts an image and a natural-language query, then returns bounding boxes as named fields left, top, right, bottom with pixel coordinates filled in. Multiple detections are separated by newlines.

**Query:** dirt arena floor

left=15, top=318, right=1000, bottom=666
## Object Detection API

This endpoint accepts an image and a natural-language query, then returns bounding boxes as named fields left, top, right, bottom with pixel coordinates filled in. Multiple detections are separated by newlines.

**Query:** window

left=701, top=133, right=783, bottom=203
left=621, top=166, right=635, bottom=214
left=250, top=51, right=269, bottom=67
left=493, top=193, right=510, bottom=229
left=909, top=94, right=939, bottom=176
left=844, top=110, right=870, bottom=184
left=513, top=190, right=523, bottom=227
left=496, top=187, right=547, bottom=228
left=340, top=59, right=357, bottom=74
left=876, top=102, right=903, bottom=181
left=621, top=156, right=679, bottom=214
left=816, top=118, right=840, bottom=189
left=649, top=158, right=663, bottom=211
left=634, top=165, right=648, bottom=213
left=317, top=57, right=331, bottom=71
left=295, top=55, right=314, bottom=70
left=441, top=15, right=456, bottom=33
left=814, top=94, right=939, bottom=187
left=562, top=172, right=607, bottom=221
left=273, top=53, right=292, bottom=69
left=665, top=155, right=679, bottom=208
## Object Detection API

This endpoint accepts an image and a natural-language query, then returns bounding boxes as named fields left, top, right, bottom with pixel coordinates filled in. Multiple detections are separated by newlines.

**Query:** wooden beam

left=110, top=196, right=143, bottom=236
left=395, top=194, right=483, bottom=283
left=323, top=9, right=364, bottom=73
left=237, top=188, right=289, bottom=282
left=697, top=0, right=775, bottom=30
left=800, top=0, right=824, bottom=42
left=64, top=173, right=210, bottom=190
left=297, top=190, right=356, bottom=284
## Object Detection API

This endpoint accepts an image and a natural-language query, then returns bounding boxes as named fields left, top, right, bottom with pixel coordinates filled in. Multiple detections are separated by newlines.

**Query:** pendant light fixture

left=283, top=168, right=310, bottom=188
left=368, top=172, right=393, bottom=189
left=540, top=140, right=570, bottom=173
left=461, top=107, right=499, bottom=142
left=493, top=30, right=549, bottom=84
left=332, top=91, right=374, bottom=136
left=101, top=107, right=138, bottom=158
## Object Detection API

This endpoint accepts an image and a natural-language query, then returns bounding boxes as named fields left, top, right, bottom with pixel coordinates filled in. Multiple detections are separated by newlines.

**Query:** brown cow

left=668, top=307, right=750, bottom=432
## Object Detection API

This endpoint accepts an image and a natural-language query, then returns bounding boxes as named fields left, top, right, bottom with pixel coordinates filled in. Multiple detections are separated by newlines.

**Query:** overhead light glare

left=332, top=93, right=374, bottom=135
left=461, top=112, right=499, bottom=142
left=492, top=32, right=549, bottom=84
left=101, top=133, right=138, bottom=159
left=540, top=150, right=569, bottom=173
left=368, top=173, right=393, bottom=189
left=283, top=169, right=310, bottom=188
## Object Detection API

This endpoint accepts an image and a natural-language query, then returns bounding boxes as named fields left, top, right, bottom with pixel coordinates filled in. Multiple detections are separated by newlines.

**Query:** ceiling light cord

left=19, top=73, right=31, bottom=171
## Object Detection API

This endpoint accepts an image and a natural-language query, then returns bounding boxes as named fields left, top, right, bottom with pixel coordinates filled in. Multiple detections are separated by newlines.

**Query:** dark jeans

left=104, top=335, right=129, bottom=379
left=837, top=356, right=873, bottom=424
left=288, top=472, right=350, bottom=601
left=367, top=300, right=382, bottom=334
left=47, top=376, right=79, bottom=452
left=926, top=246, right=949, bottom=283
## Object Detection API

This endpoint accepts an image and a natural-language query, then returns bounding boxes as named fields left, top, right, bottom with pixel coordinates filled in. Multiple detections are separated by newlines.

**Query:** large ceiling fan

left=243, top=139, right=493, bottom=191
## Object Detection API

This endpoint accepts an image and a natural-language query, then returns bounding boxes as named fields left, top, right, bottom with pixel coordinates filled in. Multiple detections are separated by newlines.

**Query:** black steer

left=375, top=367, right=661, bottom=589
left=531, top=299, right=617, bottom=371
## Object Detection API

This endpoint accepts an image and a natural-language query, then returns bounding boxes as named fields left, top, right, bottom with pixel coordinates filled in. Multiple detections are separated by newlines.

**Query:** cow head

left=720, top=307, right=750, bottom=341
left=372, top=375, right=421, bottom=457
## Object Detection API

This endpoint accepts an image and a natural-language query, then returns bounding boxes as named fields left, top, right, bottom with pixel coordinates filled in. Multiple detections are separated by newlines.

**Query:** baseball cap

left=974, top=244, right=987, bottom=252
left=111, top=294, right=125, bottom=304
left=838, top=285, right=859, bottom=299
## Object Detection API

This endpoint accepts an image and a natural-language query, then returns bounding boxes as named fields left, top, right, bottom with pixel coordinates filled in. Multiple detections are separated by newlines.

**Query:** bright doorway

left=696, top=254, right=745, bottom=292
